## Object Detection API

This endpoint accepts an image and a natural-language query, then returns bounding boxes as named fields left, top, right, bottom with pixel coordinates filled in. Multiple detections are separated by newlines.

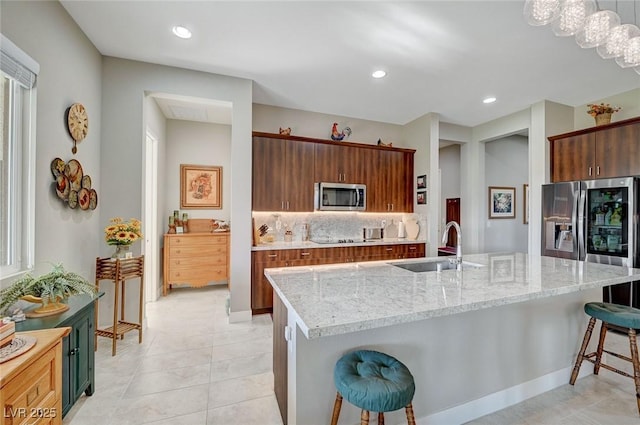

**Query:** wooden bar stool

left=570, top=302, right=640, bottom=415
left=331, top=349, right=416, bottom=425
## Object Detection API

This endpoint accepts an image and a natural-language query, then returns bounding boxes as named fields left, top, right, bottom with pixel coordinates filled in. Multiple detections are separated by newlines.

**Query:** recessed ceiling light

left=172, top=26, right=192, bottom=39
left=483, top=97, right=497, bottom=104
left=372, top=70, right=387, bottom=79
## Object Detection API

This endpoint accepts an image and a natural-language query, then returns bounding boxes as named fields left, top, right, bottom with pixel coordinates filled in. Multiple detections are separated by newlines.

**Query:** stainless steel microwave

left=314, top=182, right=366, bottom=211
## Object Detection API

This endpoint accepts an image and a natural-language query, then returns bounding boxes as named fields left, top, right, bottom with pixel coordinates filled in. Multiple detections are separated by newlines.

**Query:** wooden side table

left=94, top=255, right=144, bottom=356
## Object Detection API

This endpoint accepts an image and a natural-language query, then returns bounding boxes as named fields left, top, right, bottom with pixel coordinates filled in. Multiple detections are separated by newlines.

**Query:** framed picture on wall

left=180, top=164, right=222, bottom=209
left=417, top=174, right=427, bottom=189
left=488, top=186, right=515, bottom=219
left=417, top=191, right=426, bottom=205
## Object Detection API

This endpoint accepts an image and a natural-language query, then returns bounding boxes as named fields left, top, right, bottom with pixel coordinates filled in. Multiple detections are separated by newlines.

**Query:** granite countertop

left=264, top=252, right=640, bottom=339
left=252, top=238, right=426, bottom=251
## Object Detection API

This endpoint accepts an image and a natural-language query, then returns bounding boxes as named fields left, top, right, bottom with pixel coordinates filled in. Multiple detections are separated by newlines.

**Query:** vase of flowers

left=587, top=103, right=621, bottom=126
left=104, top=217, right=143, bottom=258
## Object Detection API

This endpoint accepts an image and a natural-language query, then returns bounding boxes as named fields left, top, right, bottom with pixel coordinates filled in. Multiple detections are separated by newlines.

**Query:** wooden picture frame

left=523, top=184, right=529, bottom=224
left=180, top=164, right=222, bottom=209
left=488, top=186, right=515, bottom=219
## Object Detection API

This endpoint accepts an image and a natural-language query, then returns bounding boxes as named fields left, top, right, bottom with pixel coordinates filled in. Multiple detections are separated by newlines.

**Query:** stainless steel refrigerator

left=542, top=177, right=640, bottom=307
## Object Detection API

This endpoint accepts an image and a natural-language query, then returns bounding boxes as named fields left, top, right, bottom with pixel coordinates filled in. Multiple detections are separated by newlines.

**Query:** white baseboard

left=228, top=309, right=252, bottom=323
left=416, top=364, right=590, bottom=424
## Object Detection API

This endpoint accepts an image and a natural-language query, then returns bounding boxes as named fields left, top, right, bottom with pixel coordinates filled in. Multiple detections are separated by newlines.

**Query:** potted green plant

left=0, top=263, right=97, bottom=317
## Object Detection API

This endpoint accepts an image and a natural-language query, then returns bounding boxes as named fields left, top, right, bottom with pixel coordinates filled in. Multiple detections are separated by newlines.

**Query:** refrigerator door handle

left=577, top=188, right=586, bottom=260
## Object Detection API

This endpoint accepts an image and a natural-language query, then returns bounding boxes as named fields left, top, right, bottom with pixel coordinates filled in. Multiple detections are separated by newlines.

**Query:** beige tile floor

left=63, top=286, right=640, bottom=425
left=63, top=286, right=283, bottom=425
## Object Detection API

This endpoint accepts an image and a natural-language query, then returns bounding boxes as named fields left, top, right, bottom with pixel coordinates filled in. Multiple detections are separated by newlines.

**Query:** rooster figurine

left=330, top=123, right=352, bottom=141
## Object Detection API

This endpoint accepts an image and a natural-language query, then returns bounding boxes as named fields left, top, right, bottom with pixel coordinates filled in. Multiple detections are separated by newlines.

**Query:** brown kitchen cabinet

left=314, top=143, right=368, bottom=184
left=549, top=117, right=640, bottom=182
left=367, top=149, right=414, bottom=212
left=251, top=243, right=426, bottom=313
left=252, top=131, right=415, bottom=213
left=252, top=135, right=315, bottom=211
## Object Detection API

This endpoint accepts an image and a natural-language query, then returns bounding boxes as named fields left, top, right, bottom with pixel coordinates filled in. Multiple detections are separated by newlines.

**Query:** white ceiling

left=60, top=1, right=640, bottom=128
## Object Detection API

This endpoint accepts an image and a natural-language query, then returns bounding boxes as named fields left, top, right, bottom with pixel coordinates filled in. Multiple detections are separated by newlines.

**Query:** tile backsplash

left=252, top=211, right=426, bottom=242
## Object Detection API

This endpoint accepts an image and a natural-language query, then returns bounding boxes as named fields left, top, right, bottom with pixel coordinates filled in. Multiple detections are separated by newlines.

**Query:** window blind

left=1, top=34, right=38, bottom=88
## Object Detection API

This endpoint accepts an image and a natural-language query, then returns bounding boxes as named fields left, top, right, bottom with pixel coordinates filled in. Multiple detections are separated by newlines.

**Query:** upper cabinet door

left=314, top=143, right=367, bottom=184
left=285, top=140, right=315, bottom=211
left=252, top=137, right=287, bottom=211
left=252, top=136, right=315, bottom=212
left=596, top=123, right=640, bottom=178
left=551, top=133, right=595, bottom=182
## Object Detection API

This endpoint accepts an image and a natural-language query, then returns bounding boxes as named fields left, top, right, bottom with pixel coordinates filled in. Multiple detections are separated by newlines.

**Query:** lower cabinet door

left=72, top=313, right=92, bottom=401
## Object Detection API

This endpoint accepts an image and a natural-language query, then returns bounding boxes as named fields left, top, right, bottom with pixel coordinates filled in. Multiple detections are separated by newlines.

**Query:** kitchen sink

left=390, top=260, right=484, bottom=273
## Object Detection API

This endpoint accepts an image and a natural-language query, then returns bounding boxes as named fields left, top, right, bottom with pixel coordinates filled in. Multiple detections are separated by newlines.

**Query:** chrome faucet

left=442, top=221, right=462, bottom=271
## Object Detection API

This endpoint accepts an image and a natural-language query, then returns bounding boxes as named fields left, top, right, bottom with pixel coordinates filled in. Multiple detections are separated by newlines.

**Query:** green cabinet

left=15, top=294, right=98, bottom=417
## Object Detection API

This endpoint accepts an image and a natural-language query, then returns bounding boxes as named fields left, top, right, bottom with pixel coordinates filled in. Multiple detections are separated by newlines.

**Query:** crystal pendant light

left=576, top=10, right=621, bottom=48
left=597, top=24, right=640, bottom=58
left=615, top=36, right=640, bottom=67
left=552, top=0, right=596, bottom=36
left=524, top=0, right=561, bottom=26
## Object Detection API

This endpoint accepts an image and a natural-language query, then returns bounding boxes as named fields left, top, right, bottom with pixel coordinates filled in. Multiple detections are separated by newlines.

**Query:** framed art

left=417, top=174, right=427, bottom=189
left=523, top=184, right=529, bottom=224
left=488, top=186, right=515, bottom=219
left=417, top=191, right=426, bottom=205
left=180, top=164, right=222, bottom=209
left=490, top=254, right=515, bottom=283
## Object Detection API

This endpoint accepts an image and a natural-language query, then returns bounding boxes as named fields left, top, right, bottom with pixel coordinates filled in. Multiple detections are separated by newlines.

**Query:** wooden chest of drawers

left=1, top=328, right=70, bottom=425
left=163, top=233, right=230, bottom=296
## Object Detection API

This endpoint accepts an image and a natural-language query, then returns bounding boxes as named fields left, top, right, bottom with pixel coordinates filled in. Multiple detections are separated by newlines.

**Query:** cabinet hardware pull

left=596, top=166, right=600, bottom=175
left=301, top=252, right=310, bottom=256
left=409, top=246, right=416, bottom=250
left=386, top=248, right=393, bottom=251
left=281, top=201, right=285, bottom=210
left=286, top=201, right=290, bottom=210
left=27, top=386, right=40, bottom=405
left=268, top=254, right=277, bottom=258
left=588, top=167, right=592, bottom=176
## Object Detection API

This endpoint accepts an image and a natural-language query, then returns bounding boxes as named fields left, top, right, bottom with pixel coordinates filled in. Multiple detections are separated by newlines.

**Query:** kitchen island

left=265, top=252, right=640, bottom=425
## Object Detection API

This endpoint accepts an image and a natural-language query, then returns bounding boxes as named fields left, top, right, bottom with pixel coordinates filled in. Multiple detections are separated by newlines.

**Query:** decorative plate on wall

left=50, top=157, right=97, bottom=211
left=78, top=188, right=90, bottom=210
left=65, top=159, right=83, bottom=191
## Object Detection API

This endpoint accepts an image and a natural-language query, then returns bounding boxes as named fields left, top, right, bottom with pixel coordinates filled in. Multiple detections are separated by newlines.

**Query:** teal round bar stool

left=570, top=302, right=640, bottom=415
left=330, top=349, right=416, bottom=425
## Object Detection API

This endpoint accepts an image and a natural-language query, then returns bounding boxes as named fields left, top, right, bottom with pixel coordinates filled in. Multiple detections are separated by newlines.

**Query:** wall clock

left=66, top=103, right=88, bottom=154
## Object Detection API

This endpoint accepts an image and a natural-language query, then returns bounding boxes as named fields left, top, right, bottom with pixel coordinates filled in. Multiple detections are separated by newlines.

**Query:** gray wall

left=101, top=57, right=253, bottom=320
left=484, top=135, right=529, bottom=253
left=165, top=120, right=232, bottom=222
left=0, top=1, right=102, bottom=284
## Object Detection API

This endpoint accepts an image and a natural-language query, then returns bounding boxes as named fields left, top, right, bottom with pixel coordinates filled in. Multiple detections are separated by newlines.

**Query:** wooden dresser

left=1, top=327, right=70, bottom=425
left=163, top=232, right=230, bottom=296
